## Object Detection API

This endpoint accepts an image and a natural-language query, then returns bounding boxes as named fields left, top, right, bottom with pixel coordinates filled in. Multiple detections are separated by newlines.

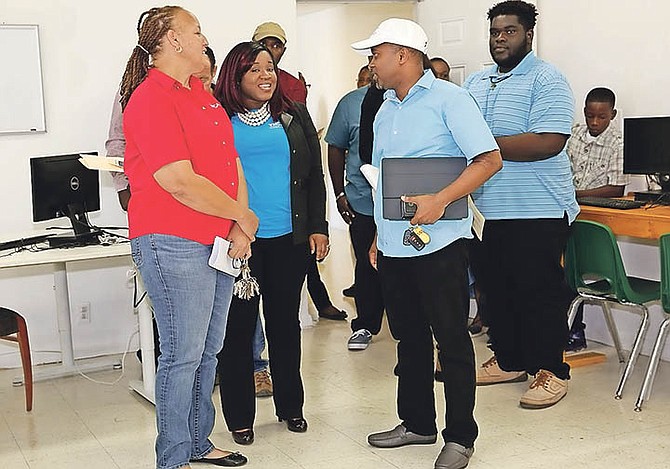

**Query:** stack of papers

left=79, top=154, right=124, bottom=172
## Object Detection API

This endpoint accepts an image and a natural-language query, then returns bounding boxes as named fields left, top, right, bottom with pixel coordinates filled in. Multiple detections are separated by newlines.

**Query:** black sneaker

left=566, top=329, right=587, bottom=353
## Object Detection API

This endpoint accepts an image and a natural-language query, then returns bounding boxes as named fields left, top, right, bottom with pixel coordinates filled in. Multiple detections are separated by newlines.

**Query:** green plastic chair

left=634, top=233, right=670, bottom=411
left=564, top=220, right=659, bottom=400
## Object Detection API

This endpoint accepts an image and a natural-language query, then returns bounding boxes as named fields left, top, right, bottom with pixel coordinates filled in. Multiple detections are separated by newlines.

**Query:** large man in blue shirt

left=463, top=1, right=578, bottom=410
left=352, top=18, right=502, bottom=469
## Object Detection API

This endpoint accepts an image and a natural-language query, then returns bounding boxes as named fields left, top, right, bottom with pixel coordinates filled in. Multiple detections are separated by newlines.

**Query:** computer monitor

left=30, top=152, right=101, bottom=243
left=623, top=116, right=670, bottom=192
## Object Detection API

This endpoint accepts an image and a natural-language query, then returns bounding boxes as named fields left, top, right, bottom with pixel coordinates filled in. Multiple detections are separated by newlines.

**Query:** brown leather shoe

left=476, top=356, right=527, bottom=386
left=519, top=369, right=568, bottom=409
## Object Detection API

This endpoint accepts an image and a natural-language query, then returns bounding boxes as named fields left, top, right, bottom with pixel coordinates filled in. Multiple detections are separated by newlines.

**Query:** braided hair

left=119, top=6, right=183, bottom=110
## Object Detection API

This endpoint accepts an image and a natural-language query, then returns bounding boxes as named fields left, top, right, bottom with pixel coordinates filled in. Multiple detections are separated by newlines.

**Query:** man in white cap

left=252, top=21, right=307, bottom=104
left=351, top=18, right=503, bottom=469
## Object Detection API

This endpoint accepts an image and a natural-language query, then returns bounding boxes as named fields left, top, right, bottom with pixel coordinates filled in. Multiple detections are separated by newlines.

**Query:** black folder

left=381, top=156, right=468, bottom=220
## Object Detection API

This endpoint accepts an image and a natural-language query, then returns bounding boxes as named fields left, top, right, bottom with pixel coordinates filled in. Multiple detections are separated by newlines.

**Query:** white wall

left=297, top=1, right=415, bottom=230
left=417, top=0, right=670, bottom=359
left=0, top=0, right=298, bottom=367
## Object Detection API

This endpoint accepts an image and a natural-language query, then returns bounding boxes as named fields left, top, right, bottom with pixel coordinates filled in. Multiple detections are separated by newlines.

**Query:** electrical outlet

left=79, top=302, right=91, bottom=323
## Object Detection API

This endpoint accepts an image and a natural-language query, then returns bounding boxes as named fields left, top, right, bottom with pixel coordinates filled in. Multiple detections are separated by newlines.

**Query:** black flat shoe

left=190, top=451, right=247, bottom=467
left=280, top=416, right=308, bottom=433
left=232, top=429, right=254, bottom=445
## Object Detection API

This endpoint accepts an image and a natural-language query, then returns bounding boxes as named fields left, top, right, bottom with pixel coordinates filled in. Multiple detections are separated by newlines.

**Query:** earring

left=175, top=45, right=183, bottom=53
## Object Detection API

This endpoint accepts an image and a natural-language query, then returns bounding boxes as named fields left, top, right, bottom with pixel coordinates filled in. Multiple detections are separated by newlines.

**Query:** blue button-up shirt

left=372, top=70, right=498, bottom=258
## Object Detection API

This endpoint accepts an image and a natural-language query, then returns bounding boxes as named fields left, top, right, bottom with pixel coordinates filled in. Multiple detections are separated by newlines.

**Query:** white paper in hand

left=208, top=236, right=242, bottom=277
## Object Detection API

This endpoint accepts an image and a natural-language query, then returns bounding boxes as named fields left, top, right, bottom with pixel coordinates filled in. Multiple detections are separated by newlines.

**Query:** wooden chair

left=0, top=307, right=33, bottom=411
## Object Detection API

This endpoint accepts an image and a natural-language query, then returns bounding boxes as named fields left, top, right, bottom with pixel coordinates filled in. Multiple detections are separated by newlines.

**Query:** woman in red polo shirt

left=119, top=7, right=256, bottom=469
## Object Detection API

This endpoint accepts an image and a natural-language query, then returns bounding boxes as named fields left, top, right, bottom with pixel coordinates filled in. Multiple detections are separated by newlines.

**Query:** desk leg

left=129, top=274, right=156, bottom=404
left=29, top=262, right=120, bottom=382
left=54, top=263, right=75, bottom=368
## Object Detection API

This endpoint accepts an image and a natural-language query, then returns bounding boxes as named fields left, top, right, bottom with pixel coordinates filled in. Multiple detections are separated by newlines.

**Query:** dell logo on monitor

left=70, top=176, right=80, bottom=191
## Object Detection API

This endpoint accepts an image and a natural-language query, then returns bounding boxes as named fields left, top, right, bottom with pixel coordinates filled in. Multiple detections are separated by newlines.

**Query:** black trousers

left=306, top=255, right=332, bottom=312
left=470, top=217, right=572, bottom=380
left=217, top=234, right=309, bottom=431
left=349, top=211, right=385, bottom=334
left=378, top=240, right=478, bottom=448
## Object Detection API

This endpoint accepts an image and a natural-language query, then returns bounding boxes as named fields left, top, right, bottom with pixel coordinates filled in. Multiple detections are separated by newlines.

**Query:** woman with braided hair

left=121, top=6, right=256, bottom=468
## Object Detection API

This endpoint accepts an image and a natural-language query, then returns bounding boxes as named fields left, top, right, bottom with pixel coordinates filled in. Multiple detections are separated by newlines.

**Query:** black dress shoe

left=232, top=429, right=254, bottom=445
left=318, top=305, right=348, bottom=321
left=342, top=285, right=356, bottom=298
left=280, top=417, right=308, bottom=433
left=190, top=451, right=248, bottom=467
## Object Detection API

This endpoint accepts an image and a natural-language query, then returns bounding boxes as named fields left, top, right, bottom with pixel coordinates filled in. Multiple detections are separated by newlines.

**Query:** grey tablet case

left=381, top=156, right=468, bottom=220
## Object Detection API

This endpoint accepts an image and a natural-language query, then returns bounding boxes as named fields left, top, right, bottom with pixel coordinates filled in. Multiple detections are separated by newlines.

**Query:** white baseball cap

left=351, top=18, right=428, bottom=55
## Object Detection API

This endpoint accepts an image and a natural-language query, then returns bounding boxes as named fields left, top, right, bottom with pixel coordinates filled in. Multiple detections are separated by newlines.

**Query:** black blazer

left=279, top=103, right=328, bottom=244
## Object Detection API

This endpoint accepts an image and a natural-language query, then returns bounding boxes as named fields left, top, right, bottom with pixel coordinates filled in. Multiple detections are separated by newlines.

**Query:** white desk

left=0, top=242, right=155, bottom=402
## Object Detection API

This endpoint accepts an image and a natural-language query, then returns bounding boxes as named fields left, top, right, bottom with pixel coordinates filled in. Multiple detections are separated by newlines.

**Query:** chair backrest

left=564, top=220, right=634, bottom=302
left=0, top=307, right=19, bottom=336
left=659, top=233, right=670, bottom=312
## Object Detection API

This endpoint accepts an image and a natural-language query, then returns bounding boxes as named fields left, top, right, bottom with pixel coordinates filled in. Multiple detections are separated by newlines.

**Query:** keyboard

left=0, top=234, right=52, bottom=251
left=577, top=196, right=646, bottom=210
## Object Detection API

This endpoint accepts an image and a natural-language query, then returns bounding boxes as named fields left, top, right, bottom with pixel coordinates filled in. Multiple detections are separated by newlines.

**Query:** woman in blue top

left=214, top=41, right=329, bottom=445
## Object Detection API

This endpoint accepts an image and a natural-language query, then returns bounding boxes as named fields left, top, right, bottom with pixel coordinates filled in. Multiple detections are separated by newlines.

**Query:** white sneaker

left=347, top=329, right=372, bottom=350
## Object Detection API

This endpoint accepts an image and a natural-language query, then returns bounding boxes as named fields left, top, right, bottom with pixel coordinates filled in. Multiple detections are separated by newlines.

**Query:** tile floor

left=1, top=228, right=670, bottom=468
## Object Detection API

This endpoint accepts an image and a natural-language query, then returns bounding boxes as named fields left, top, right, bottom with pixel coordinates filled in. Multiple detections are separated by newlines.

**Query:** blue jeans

left=252, top=316, right=269, bottom=373
left=131, top=234, right=234, bottom=469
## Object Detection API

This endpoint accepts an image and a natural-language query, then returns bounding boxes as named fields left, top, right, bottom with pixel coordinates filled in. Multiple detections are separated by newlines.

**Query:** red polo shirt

left=123, top=68, right=238, bottom=244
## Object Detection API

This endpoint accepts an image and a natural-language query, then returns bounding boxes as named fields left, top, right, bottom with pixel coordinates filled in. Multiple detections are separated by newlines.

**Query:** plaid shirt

left=567, top=122, right=629, bottom=190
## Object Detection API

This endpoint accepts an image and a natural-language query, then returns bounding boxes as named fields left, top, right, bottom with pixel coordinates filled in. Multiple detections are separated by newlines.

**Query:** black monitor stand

left=633, top=173, right=670, bottom=204
left=48, top=204, right=101, bottom=248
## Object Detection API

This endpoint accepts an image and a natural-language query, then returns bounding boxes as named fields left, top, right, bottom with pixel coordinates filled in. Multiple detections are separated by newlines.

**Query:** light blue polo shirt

left=372, top=70, right=499, bottom=258
left=463, top=51, right=579, bottom=222
left=231, top=116, right=292, bottom=239
left=325, top=86, right=372, bottom=216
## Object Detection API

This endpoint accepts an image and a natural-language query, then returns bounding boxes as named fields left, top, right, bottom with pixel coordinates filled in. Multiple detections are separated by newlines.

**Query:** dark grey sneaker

left=347, top=329, right=372, bottom=350
left=367, top=424, right=437, bottom=448
left=434, top=442, right=474, bottom=469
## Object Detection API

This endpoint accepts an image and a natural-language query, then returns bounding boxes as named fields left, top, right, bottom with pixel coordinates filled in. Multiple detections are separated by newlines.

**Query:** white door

left=417, top=0, right=537, bottom=86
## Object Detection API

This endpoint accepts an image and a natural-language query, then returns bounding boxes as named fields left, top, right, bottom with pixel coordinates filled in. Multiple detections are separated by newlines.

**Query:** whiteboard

left=0, top=25, right=47, bottom=135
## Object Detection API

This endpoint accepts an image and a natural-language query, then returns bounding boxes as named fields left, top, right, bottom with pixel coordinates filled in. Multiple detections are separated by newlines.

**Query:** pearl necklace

left=237, top=102, right=271, bottom=127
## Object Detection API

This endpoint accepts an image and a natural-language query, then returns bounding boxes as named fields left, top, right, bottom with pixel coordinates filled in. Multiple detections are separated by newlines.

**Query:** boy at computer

left=566, top=87, right=630, bottom=351
left=568, top=87, right=630, bottom=198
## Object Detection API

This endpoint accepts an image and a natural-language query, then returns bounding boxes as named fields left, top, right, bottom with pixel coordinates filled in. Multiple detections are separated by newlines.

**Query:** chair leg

left=566, top=296, right=585, bottom=329
left=615, top=304, right=650, bottom=400
left=15, top=317, right=32, bottom=412
left=635, top=317, right=670, bottom=412
left=602, top=301, right=626, bottom=363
